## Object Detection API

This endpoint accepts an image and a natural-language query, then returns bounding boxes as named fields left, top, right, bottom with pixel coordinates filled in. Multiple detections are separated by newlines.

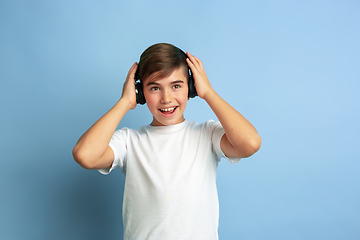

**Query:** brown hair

left=137, top=43, right=189, bottom=83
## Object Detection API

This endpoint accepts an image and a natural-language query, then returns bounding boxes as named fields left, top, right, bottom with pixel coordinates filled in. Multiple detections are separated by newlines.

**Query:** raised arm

left=186, top=53, right=261, bottom=158
left=72, top=62, right=138, bottom=169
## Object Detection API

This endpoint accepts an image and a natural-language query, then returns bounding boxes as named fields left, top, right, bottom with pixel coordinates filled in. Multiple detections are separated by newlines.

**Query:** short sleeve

left=208, top=120, right=241, bottom=164
left=98, top=128, right=128, bottom=175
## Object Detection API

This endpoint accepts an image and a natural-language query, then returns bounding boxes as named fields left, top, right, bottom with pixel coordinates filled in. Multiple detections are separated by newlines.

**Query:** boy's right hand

left=120, top=62, right=138, bottom=110
left=73, top=62, right=140, bottom=170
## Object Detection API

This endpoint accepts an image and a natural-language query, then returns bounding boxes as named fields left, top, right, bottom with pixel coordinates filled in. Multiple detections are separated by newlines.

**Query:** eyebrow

left=146, top=80, right=185, bottom=86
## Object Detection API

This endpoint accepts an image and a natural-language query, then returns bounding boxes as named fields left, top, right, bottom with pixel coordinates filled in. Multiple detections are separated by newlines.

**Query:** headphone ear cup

left=135, top=68, right=146, bottom=105
left=135, top=82, right=146, bottom=105
left=188, top=70, right=198, bottom=98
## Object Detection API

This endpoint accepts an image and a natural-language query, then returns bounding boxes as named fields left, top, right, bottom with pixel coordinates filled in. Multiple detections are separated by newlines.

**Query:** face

left=143, top=67, right=189, bottom=126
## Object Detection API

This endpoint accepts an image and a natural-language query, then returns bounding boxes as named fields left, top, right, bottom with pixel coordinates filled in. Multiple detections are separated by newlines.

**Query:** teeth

left=161, top=107, right=176, bottom=112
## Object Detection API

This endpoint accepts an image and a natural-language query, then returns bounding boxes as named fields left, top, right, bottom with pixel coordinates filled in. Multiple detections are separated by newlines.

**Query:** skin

left=144, top=67, right=188, bottom=126
left=186, top=52, right=261, bottom=158
left=73, top=53, right=261, bottom=169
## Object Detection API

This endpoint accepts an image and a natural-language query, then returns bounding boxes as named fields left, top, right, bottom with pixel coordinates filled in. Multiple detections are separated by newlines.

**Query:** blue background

left=1, top=0, right=359, bottom=239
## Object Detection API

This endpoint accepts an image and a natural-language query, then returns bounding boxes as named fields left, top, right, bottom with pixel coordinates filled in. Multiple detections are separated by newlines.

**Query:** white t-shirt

left=99, top=120, right=240, bottom=240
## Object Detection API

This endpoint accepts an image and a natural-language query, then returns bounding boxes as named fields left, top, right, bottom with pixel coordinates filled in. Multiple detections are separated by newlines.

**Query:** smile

left=160, top=107, right=177, bottom=112
left=159, top=106, right=178, bottom=115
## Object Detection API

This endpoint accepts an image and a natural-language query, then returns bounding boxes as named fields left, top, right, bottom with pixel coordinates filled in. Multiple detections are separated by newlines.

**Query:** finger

left=187, top=52, right=201, bottom=65
left=186, top=58, right=199, bottom=75
left=186, top=57, right=194, bottom=67
left=126, top=62, right=138, bottom=81
left=186, top=52, right=198, bottom=66
left=186, top=52, right=203, bottom=69
left=186, top=56, right=199, bottom=72
left=130, top=62, right=138, bottom=74
left=131, top=63, right=138, bottom=79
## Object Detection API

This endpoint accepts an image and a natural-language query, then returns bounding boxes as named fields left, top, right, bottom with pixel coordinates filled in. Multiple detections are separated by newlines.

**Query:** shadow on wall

left=17, top=159, right=126, bottom=240
left=2, top=107, right=137, bottom=239
left=54, top=167, right=126, bottom=240
left=3, top=154, right=125, bottom=240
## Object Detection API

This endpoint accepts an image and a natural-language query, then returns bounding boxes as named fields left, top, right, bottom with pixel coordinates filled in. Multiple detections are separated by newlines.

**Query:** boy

left=73, top=43, right=261, bottom=240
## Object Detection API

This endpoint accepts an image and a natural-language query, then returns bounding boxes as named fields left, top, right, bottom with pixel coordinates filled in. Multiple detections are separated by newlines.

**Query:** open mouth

left=159, top=106, right=178, bottom=115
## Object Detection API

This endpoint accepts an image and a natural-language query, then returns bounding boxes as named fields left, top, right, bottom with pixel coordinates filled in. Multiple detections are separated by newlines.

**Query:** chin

left=151, top=116, right=185, bottom=126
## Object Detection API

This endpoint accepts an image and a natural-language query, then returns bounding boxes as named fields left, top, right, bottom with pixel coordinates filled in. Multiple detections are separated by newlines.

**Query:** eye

left=150, top=87, right=160, bottom=91
left=173, top=85, right=180, bottom=89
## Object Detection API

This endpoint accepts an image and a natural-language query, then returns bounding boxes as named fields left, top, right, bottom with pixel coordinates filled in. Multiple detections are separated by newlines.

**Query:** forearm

left=73, top=98, right=131, bottom=166
left=204, top=90, right=261, bottom=156
left=186, top=52, right=260, bottom=157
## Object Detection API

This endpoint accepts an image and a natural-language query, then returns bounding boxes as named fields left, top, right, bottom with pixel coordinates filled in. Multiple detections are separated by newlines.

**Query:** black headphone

left=135, top=68, right=198, bottom=105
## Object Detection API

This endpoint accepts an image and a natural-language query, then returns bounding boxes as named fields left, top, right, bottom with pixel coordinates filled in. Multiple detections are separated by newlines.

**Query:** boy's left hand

left=187, top=53, right=261, bottom=159
left=186, top=52, right=215, bottom=100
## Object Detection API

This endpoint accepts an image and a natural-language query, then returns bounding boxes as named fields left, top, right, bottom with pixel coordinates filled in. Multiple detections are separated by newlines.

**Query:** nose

left=160, top=88, right=172, bottom=104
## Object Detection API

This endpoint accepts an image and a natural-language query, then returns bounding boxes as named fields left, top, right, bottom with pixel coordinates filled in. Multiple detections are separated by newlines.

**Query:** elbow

left=72, top=146, right=95, bottom=169
left=250, top=135, right=261, bottom=155
left=239, top=135, right=262, bottom=158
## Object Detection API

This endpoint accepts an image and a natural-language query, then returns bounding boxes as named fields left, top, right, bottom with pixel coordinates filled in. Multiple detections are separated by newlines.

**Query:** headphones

left=135, top=67, right=198, bottom=105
